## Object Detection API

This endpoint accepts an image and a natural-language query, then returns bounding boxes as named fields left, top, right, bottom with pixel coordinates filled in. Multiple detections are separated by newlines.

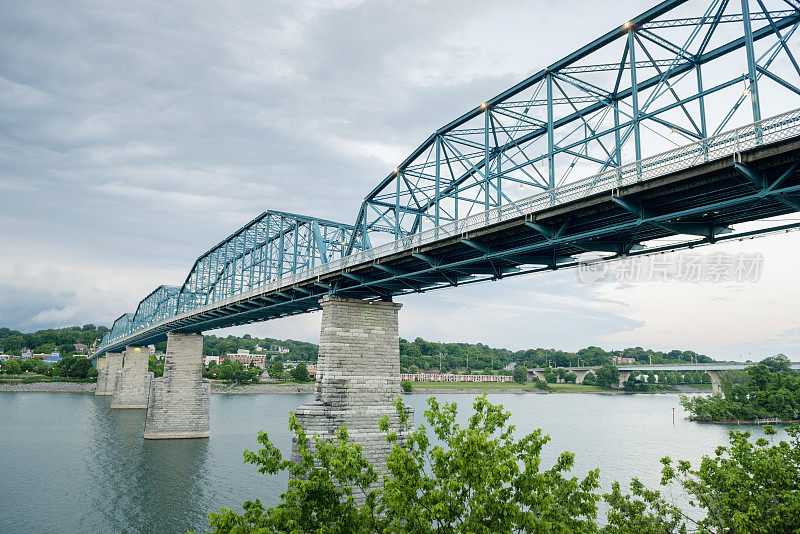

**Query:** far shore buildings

left=222, top=349, right=266, bottom=369
left=612, top=356, right=637, bottom=365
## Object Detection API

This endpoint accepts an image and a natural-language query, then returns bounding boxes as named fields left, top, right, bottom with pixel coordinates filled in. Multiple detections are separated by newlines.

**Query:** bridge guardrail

left=101, top=108, right=800, bottom=348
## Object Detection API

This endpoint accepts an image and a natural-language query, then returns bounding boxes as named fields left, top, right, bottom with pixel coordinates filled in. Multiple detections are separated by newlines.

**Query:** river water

left=0, top=391, right=786, bottom=533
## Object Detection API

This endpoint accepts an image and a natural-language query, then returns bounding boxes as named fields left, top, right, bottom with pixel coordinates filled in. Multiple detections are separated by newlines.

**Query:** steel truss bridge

left=94, top=0, right=800, bottom=358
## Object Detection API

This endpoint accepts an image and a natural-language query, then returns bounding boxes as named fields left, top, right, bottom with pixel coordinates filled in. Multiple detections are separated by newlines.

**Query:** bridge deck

left=94, top=113, right=800, bottom=358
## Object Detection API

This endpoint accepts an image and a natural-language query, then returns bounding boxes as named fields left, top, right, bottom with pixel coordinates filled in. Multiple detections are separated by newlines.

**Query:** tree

left=4, top=358, right=21, bottom=375
left=544, top=369, right=558, bottom=383
left=583, top=372, right=596, bottom=386
left=564, top=371, right=578, bottom=384
left=199, top=395, right=602, bottom=533
left=291, top=363, right=309, bottom=382
left=401, top=381, right=413, bottom=393
left=659, top=425, right=800, bottom=533
left=267, top=360, right=284, bottom=379
left=512, top=364, right=528, bottom=384
left=595, top=363, right=620, bottom=388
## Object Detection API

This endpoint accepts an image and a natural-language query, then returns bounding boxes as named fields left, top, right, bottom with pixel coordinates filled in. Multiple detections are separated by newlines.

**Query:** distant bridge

left=94, top=0, right=800, bottom=358
left=531, top=362, right=800, bottom=392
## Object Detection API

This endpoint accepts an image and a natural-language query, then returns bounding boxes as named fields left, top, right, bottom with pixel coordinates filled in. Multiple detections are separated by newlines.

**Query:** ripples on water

left=0, top=391, right=788, bottom=533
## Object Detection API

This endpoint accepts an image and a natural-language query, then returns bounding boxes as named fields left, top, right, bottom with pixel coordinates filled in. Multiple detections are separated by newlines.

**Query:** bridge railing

left=305, top=108, right=800, bottom=279
left=99, top=108, right=800, bottom=350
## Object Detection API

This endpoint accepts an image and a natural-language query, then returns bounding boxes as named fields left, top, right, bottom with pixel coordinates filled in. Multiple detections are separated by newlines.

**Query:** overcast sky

left=2, top=0, right=799, bottom=360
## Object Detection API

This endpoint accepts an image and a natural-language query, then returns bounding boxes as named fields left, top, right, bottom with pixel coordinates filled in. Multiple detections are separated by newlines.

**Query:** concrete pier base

left=110, top=346, right=152, bottom=409
left=144, top=333, right=210, bottom=439
left=96, top=352, right=123, bottom=396
left=293, top=296, right=413, bottom=494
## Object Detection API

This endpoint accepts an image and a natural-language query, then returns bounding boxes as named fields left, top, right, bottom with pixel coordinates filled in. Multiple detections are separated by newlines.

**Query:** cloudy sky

left=2, top=0, right=799, bottom=360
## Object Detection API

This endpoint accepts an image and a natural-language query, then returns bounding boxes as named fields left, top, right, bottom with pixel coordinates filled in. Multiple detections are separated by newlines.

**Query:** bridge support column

left=144, top=333, right=210, bottom=439
left=532, top=370, right=547, bottom=382
left=96, top=352, right=123, bottom=396
left=706, top=370, right=721, bottom=394
left=110, top=346, right=152, bottom=409
left=293, top=296, right=413, bottom=497
left=617, top=371, right=631, bottom=387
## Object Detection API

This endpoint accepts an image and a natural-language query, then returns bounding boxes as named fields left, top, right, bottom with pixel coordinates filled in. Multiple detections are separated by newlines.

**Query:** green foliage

left=512, top=364, right=528, bottom=384
left=211, top=360, right=261, bottom=384
left=583, top=372, right=596, bottom=385
left=0, top=325, right=108, bottom=357
left=398, top=337, right=713, bottom=374
left=290, top=363, right=309, bottom=382
left=149, top=355, right=164, bottom=378
left=681, top=356, right=800, bottom=422
left=202, top=334, right=317, bottom=361
left=564, top=371, right=578, bottom=384
left=544, top=369, right=557, bottom=383
left=400, top=381, right=413, bottom=393
left=595, top=363, right=620, bottom=388
left=267, top=360, right=284, bottom=379
left=198, top=396, right=800, bottom=534
left=602, top=478, right=686, bottom=534
left=4, top=358, right=21, bottom=375
left=200, top=395, right=601, bottom=533
left=660, top=424, right=800, bottom=533
left=54, top=355, right=93, bottom=378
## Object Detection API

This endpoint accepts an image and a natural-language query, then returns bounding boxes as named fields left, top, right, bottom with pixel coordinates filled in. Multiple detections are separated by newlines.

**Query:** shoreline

left=0, top=381, right=709, bottom=395
left=692, top=418, right=800, bottom=425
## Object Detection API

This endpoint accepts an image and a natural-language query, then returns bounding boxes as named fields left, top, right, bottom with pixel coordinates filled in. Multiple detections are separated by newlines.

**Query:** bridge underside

left=95, top=135, right=800, bottom=356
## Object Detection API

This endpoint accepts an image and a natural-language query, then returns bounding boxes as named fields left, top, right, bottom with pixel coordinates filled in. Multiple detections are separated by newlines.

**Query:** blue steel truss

left=175, top=210, right=362, bottom=313
left=351, top=0, right=800, bottom=249
left=97, top=0, right=800, bottom=353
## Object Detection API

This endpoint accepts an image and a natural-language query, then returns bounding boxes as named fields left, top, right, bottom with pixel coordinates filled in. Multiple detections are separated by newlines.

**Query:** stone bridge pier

left=293, top=296, right=413, bottom=493
left=110, top=346, right=153, bottom=409
left=96, top=352, right=123, bottom=396
left=144, top=332, right=210, bottom=439
left=706, top=370, right=721, bottom=394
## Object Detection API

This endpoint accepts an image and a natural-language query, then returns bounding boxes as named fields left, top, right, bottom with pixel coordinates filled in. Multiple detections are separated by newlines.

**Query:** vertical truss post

left=696, top=64, right=707, bottom=138
left=277, top=217, right=285, bottom=278
left=546, top=72, right=555, bottom=204
left=292, top=220, right=299, bottom=274
left=741, top=0, right=762, bottom=124
left=484, top=107, right=491, bottom=214
left=435, top=135, right=441, bottom=227
left=614, top=96, right=622, bottom=168
left=628, top=27, right=642, bottom=178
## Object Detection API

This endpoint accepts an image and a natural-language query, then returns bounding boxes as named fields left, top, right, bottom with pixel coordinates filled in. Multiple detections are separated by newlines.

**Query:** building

left=612, top=356, right=637, bottom=365
left=73, top=343, right=88, bottom=353
left=222, top=350, right=266, bottom=369
left=202, top=355, right=219, bottom=367
left=271, top=345, right=290, bottom=354
left=20, top=349, right=33, bottom=360
left=43, top=354, right=62, bottom=366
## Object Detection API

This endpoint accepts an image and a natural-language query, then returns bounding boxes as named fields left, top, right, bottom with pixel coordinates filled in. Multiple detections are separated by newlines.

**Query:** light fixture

left=669, top=127, right=678, bottom=136
left=394, top=167, right=400, bottom=173
left=623, top=21, right=631, bottom=29
left=480, top=102, right=488, bottom=109
left=742, top=87, right=751, bottom=96
left=519, top=183, right=525, bottom=190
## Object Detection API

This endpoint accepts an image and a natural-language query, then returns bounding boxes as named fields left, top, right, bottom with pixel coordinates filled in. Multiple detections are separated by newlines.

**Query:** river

left=0, top=391, right=786, bottom=533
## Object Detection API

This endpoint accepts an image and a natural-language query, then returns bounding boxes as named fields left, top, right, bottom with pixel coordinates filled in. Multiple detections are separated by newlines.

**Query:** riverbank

left=0, top=381, right=711, bottom=395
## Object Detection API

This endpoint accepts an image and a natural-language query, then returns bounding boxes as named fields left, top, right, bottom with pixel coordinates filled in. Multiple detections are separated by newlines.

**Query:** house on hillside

left=73, top=343, right=88, bottom=353
left=43, top=354, right=62, bottom=366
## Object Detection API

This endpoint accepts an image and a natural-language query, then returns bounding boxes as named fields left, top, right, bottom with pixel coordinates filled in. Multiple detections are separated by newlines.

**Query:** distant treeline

left=1, top=325, right=715, bottom=371
left=0, top=325, right=108, bottom=356
left=400, top=338, right=714, bottom=373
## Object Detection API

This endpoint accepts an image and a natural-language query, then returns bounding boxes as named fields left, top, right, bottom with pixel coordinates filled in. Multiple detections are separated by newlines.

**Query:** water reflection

left=86, top=397, right=210, bottom=534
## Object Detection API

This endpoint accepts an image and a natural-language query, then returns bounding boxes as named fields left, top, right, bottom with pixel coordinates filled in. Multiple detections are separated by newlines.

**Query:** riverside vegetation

left=196, top=395, right=800, bottom=534
left=682, top=354, right=800, bottom=422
